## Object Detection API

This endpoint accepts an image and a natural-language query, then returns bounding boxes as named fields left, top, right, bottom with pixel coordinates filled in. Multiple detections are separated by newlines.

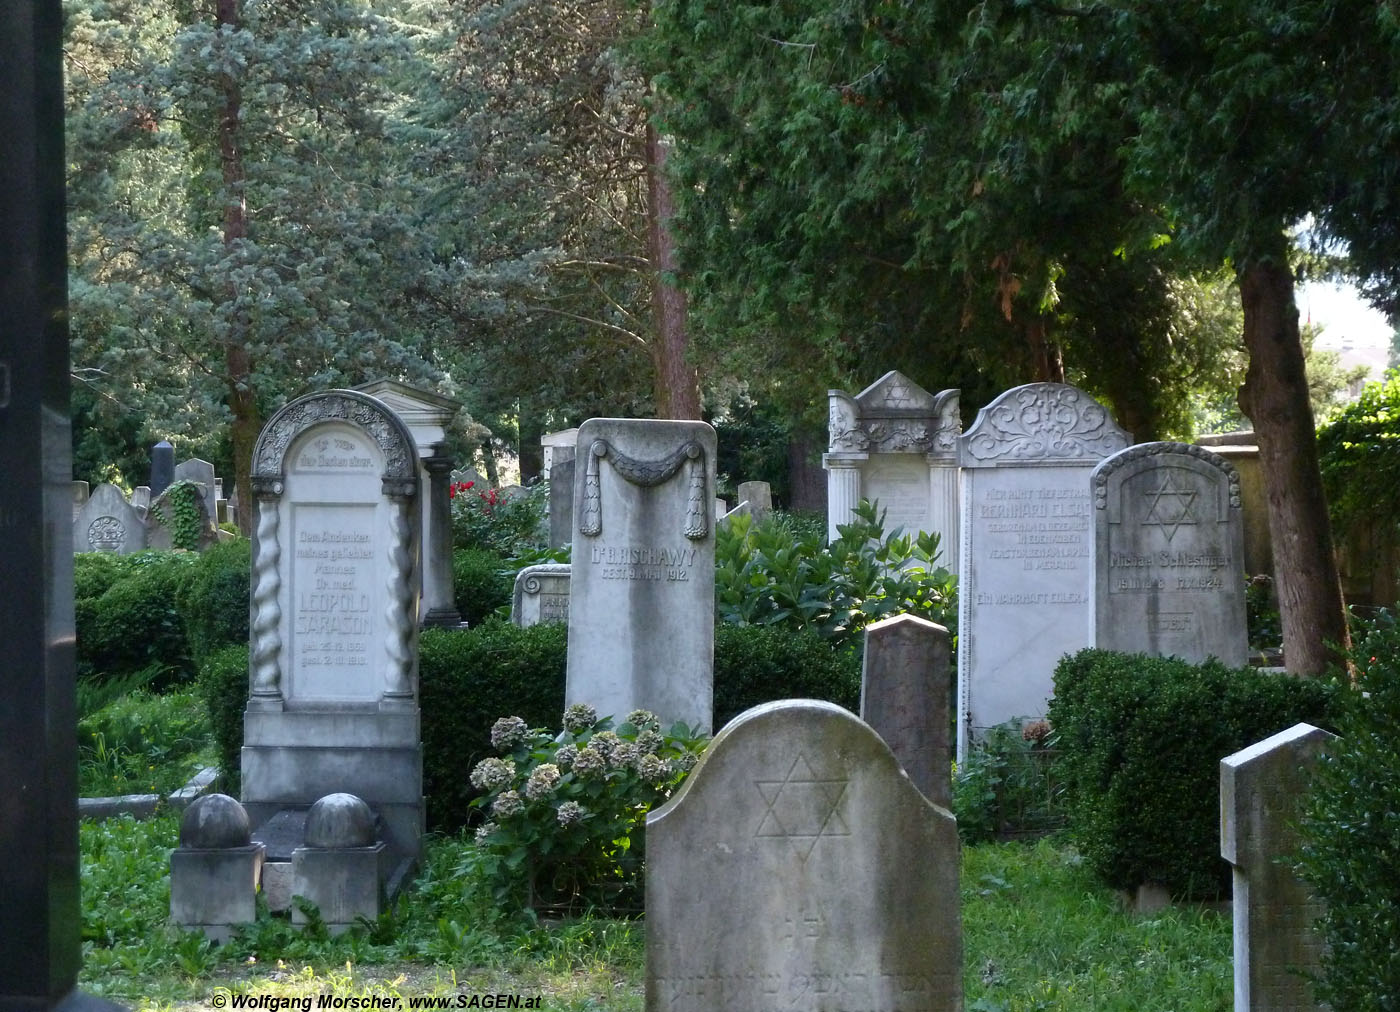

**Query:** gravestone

left=566, top=418, right=716, bottom=732
left=1221, top=723, right=1335, bottom=1012
left=1, top=0, right=126, bottom=1002
left=72, top=483, right=145, bottom=555
left=548, top=455, right=575, bottom=548
left=1198, top=431, right=1272, bottom=577
left=860, top=614, right=952, bottom=809
left=736, top=480, right=773, bottom=525
left=71, top=481, right=88, bottom=519
left=956, top=382, right=1129, bottom=762
left=540, top=426, right=579, bottom=479
left=149, top=440, right=173, bottom=497
left=1092, top=442, right=1248, bottom=666
left=824, top=371, right=961, bottom=572
left=646, top=700, right=962, bottom=1012
left=511, top=564, right=571, bottom=627
left=356, top=379, right=465, bottom=628
left=172, top=457, right=217, bottom=523
left=130, top=486, right=150, bottom=514
left=241, top=389, right=424, bottom=882
left=145, top=480, right=215, bottom=552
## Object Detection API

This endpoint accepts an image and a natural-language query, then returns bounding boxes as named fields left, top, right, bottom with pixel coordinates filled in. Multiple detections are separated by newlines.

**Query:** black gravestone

left=0, top=2, right=125, bottom=1010
left=149, top=440, right=175, bottom=497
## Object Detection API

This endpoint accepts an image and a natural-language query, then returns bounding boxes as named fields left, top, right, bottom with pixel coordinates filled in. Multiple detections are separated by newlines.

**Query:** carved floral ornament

left=1092, top=442, right=1242, bottom=511
left=827, top=387, right=961, bottom=456
left=961, top=383, right=1130, bottom=465
left=250, top=390, right=418, bottom=497
left=579, top=438, right=710, bottom=540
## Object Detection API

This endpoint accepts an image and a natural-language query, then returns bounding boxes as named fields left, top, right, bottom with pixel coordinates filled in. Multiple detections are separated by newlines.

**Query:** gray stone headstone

left=1, top=5, right=126, bottom=998
left=548, top=456, right=575, bottom=549
left=242, top=390, right=424, bottom=877
left=956, top=382, right=1129, bottom=762
left=540, top=427, right=579, bottom=480
left=173, top=457, right=217, bottom=523
left=149, top=440, right=174, bottom=497
left=1092, top=442, right=1248, bottom=666
left=646, top=700, right=962, bottom=1012
left=567, top=418, right=717, bottom=732
left=511, top=564, right=571, bottom=627
left=145, top=480, right=215, bottom=552
left=736, top=480, right=773, bottom=524
left=824, top=371, right=961, bottom=571
left=73, top=482, right=146, bottom=555
left=131, top=485, right=151, bottom=513
left=71, top=480, right=88, bottom=520
left=1221, top=723, right=1335, bottom=1012
left=860, top=614, right=953, bottom=809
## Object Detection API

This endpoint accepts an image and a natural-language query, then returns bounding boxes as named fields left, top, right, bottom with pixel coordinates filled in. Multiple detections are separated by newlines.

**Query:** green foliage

left=175, top=536, right=250, bottom=665
left=80, top=814, right=178, bottom=951
left=711, top=392, right=792, bottom=502
left=149, top=479, right=204, bottom=550
left=468, top=706, right=707, bottom=916
left=1318, top=370, right=1400, bottom=535
left=451, top=547, right=516, bottom=627
left=419, top=622, right=569, bottom=832
left=953, top=720, right=1065, bottom=846
left=1049, top=648, right=1335, bottom=900
left=198, top=643, right=249, bottom=795
left=712, top=623, right=861, bottom=729
left=78, top=690, right=211, bottom=796
left=80, top=550, right=200, bottom=688
left=715, top=499, right=956, bottom=645
left=450, top=481, right=549, bottom=556
left=1246, top=574, right=1282, bottom=651
left=1297, top=609, right=1400, bottom=1011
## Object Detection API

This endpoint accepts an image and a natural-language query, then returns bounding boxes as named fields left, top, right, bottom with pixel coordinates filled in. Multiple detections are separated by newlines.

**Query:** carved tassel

left=580, top=440, right=604, bottom=537
left=684, top=450, right=708, bottom=540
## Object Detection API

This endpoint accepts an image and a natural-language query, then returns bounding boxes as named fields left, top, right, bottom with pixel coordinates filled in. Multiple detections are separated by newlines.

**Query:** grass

left=80, top=819, right=1231, bottom=1011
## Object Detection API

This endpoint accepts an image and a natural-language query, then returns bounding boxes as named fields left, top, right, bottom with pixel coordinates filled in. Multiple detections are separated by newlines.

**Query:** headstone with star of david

left=645, top=699, right=962, bottom=1012
left=1090, top=441, right=1248, bottom=666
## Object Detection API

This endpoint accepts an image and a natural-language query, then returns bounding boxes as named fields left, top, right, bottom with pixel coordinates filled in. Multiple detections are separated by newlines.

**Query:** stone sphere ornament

left=305, top=792, right=377, bottom=849
left=178, top=793, right=252, bottom=849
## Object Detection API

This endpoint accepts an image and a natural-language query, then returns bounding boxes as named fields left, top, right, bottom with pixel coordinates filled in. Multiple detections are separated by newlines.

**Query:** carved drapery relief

left=579, top=439, right=709, bottom=540
left=962, top=383, right=1129, bottom=464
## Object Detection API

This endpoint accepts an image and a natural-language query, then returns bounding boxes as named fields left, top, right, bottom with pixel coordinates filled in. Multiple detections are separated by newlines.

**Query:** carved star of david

left=1142, top=473, right=1199, bottom=543
left=881, top=380, right=917, bottom=409
left=753, top=754, right=850, bottom=861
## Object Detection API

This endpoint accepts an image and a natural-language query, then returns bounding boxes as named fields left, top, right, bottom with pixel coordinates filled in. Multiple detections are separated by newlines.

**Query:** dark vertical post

left=149, top=440, right=175, bottom=497
left=0, top=3, right=123, bottom=1010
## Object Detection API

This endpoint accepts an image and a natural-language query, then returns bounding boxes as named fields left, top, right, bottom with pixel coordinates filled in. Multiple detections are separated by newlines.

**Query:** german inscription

left=291, top=504, right=377, bottom=699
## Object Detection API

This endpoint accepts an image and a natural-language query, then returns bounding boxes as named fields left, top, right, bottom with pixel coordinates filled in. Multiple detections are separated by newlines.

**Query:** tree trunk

left=217, top=0, right=258, bottom=536
left=518, top=401, right=543, bottom=485
left=645, top=122, right=701, bottom=419
left=1026, top=317, right=1065, bottom=382
left=1237, top=251, right=1350, bottom=675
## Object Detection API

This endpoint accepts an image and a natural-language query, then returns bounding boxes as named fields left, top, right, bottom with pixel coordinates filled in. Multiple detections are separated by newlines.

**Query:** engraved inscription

left=291, top=506, right=376, bottom=695
left=539, top=593, right=569, bottom=623
left=975, top=486, right=1091, bottom=575
left=652, top=970, right=946, bottom=1011
left=589, top=544, right=697, bottom=582
left=296, top=435, right=374, bottom=472
left=1147, top=612, right=1193, bottom=634
left=753, top=755, right=850, bottom=861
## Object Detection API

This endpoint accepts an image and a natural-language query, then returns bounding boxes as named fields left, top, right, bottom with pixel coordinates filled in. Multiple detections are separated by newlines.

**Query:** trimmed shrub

left=419, top=622, right=569, bottom=831
left=74, top=551, right=124, bottom=601
left=1297, top=610, right=1400, bottom=1010
left=713, top=623, right=861, bottom=728
left=176, top=536, right=250, bottom=665
left=452, top=547, right=515, bottom=627
left=198, top=643, right=249, bottom=794
left=1048, top=648, right=1335, bottom=900
left=81, top=551, right=199, bottom=688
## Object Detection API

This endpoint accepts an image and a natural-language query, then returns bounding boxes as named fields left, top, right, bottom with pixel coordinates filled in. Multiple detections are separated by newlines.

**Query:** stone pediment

left=960, top=382, right=1129, bottom=466
left=828, top=371, right=960, bottom=456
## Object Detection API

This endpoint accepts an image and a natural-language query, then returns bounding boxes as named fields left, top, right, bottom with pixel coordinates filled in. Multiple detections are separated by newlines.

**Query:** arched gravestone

left=1092, top=442, right=1248, bottom=666
left=72, top=482, right=145, bottom=554
left=241, top=390, right=424, bottom=871
left=646, top=700, right=962, bottom=1012
left=956, top=382, right=1130, bottom=762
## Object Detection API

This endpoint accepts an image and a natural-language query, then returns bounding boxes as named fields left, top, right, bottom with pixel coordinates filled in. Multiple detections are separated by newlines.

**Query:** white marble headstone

left=566, top=418, right=716, bottom=732
left=956, top=382, right=1129, bottom=761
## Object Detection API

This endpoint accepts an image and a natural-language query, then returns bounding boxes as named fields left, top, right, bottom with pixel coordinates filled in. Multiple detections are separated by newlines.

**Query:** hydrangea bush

left=468, top=704, right=708, bottom=915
